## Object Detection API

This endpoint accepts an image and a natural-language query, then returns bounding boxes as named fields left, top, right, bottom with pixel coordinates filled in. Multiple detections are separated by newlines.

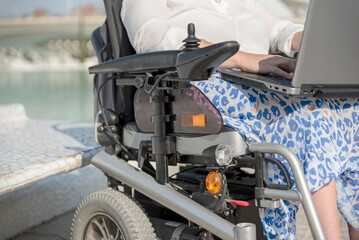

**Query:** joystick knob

left=182, top=23, right=200, bottom=51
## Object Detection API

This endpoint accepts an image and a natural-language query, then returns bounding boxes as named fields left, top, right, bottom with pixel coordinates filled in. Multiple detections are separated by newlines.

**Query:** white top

left=121, top=0, right=304, bottom=57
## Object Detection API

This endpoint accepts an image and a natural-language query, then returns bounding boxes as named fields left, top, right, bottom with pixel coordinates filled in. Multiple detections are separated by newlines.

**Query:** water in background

left=0, top=70, right=94, bottom=122
left=0, top=22, right=101, bottom=123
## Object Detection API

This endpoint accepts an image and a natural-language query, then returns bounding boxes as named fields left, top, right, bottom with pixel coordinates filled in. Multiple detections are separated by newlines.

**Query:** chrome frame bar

left=249, top=143, right=327, bottom=240
left=92, top=151, right=238, bottom=240
left=263, top=188, right=301, bottom=201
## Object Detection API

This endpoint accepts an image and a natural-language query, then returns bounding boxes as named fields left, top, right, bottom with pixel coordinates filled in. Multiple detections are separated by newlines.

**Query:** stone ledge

left=0, top=104, right=102, bottom=196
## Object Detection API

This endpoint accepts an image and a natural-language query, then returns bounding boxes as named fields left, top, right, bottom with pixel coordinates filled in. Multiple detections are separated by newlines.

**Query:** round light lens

left=215, top=144, right=233, bottom=166
left=206, top=171, right=222, bottom=195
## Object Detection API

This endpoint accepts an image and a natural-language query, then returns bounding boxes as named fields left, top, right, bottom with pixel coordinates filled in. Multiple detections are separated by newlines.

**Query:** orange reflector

left=205, top=171, right=222, bottom=195
left=182, top=114, right=206, bottom=127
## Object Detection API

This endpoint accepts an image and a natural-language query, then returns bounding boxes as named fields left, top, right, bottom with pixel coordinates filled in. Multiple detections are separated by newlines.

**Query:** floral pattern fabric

left=191, top=71, right=359, bottom=239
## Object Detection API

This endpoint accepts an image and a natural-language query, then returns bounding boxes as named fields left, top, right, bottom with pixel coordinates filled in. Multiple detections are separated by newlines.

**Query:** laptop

left=220, top=0, right=359, bottom=97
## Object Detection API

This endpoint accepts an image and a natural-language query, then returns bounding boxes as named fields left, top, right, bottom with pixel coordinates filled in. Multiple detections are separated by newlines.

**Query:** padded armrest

left=89, top=41, right=239, bottom=80
left=89, top=50, right=181, bottom=74
left=176, top=41, right=239, bottom=80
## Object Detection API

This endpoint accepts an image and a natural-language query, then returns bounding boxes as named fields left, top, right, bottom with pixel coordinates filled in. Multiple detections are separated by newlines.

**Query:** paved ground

left=12, top=210, right=74, bottom=240
left=12, top=205, right=350, bottom=240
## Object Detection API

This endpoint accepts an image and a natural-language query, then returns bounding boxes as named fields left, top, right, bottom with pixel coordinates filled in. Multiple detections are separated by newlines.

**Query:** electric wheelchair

left=70, top=1, right=327, bottom=239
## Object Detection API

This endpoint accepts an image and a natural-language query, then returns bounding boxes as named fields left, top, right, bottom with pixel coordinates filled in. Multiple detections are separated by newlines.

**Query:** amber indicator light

left=182, top=114, right=206, bottom=127
left=205, top=171, right=222, bottom=195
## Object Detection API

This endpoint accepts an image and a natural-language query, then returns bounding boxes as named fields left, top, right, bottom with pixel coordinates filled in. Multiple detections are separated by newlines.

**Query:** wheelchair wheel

left=71, top=189, right=156, bottom=240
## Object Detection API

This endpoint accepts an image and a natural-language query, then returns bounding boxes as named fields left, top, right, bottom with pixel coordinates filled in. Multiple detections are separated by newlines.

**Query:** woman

left=121, top=0, right=359, bottom=239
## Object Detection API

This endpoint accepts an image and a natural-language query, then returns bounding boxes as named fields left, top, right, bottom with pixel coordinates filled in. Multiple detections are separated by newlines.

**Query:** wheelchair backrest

left=92, top=0, right=136, bottom=123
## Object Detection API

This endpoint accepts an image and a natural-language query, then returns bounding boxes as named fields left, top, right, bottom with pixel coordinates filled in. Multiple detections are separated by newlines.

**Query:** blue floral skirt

left=191, top=72, right=359, bottom=239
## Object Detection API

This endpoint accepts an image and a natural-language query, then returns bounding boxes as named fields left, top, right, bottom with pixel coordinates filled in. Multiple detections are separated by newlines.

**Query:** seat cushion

left=123, top=122, right=248, bottom=157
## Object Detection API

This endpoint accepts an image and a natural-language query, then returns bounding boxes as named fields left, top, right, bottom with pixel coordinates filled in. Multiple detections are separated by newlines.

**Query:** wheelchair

left=71, top=1, right=327, bottom=239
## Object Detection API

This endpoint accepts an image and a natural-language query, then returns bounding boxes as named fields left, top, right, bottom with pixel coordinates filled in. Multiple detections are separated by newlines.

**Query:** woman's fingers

left=277, top=57, right=296, bottom=73
left=241, top=53, right=297, bottom=79
left=259, top=56, right=296, bottom=79
left=270, top=66, right=293, bottom=80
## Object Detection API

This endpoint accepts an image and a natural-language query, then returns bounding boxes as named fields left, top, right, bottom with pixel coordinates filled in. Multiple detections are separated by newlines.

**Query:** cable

left=144, top=72, right=174, bottom=94
left=169, top=165, right=206, bottom=179
left=214, top=183, right=228, bottom=214
left=96, top=74, right=135, bottom=159
left=168, top=181, right=191, bottom=196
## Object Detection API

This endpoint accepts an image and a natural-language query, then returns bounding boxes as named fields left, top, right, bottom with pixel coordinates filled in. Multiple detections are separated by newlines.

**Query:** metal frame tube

left=152, top=89, right=169, bottom=183
left=248, top=143, right=327, bottom=240
left=92, top=151, right=236, bottom=240
left=235, top=223, right=256, bottom=240
left=263, top=188, right=301, bottom=201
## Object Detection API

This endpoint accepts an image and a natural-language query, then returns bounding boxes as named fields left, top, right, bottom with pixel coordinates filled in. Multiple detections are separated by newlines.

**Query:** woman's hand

left=236, top=53, right=296, bottom=80
left=196, top=39, right=296, bottom=79
left=218, top=50, right=296, bottom=80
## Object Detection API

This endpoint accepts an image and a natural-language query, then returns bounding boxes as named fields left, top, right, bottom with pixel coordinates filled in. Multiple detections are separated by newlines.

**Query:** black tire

left=71, top=188, right=157, bottom=240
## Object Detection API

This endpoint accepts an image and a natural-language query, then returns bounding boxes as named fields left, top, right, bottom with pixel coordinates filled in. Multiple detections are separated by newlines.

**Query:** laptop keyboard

left=234, top=72, right=292, bottom=87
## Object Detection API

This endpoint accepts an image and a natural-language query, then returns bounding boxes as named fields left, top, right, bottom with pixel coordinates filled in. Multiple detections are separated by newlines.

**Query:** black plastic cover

left=176, top=41, right=239, bottom=80
left=89, top=50, right=181, bottom=74
left=134, top=85, right=223, bottom=134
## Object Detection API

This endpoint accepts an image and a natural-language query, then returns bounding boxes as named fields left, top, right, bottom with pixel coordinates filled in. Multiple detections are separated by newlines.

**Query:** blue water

left=0, top=70, right=94, bottom=123
left=0, top=23, right=100, bottom=123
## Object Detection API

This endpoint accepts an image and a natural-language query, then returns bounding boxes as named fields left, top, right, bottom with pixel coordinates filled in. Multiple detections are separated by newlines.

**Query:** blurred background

left=0, top=0, right=105, bottom=123
left=0, top=0, right=309, bottom=124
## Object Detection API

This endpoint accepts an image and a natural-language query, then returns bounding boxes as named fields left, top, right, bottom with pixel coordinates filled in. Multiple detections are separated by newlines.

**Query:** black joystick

left=182, top=23, right=200, bottom=51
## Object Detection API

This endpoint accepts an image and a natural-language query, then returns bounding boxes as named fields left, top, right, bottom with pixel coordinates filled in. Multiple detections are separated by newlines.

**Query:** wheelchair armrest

left=89, top=41, right=239, bottom=80
left=89, top=50, right=181, bottom=74
left=176, top=41, right=239, bottom=80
